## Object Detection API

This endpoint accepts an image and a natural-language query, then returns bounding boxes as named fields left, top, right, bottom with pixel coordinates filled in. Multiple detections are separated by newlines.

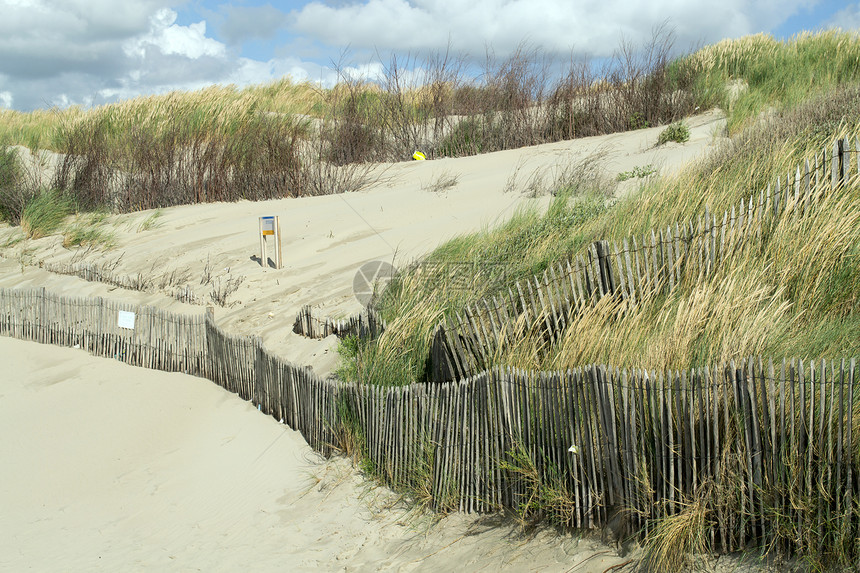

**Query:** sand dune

left=0, top=109, right=726, bottom=377
left=0, top=110, right=785, bottom=572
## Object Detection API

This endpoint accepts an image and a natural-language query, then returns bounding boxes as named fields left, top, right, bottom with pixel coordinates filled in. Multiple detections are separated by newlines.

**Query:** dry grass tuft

left=641, top=491, right=712, bottom=572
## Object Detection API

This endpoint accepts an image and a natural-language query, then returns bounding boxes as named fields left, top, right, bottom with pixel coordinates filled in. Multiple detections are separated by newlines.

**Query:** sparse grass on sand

left=135, top=209, right=163, bottom=233
left=62, top=212, right=116, bottom=250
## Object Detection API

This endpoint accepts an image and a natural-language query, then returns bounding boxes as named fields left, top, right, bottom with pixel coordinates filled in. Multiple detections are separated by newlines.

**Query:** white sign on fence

left=117, top=310, right=136, bottom=330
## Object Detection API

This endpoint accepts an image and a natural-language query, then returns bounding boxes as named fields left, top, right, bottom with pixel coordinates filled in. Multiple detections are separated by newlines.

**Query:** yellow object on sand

left=412, top=151, right=426, bottom=161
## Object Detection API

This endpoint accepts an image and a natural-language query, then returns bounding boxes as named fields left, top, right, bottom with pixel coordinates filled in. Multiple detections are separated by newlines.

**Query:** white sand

left=0, top=336, right=637, bottom=572
left=0, top=110, right=783, bottom=572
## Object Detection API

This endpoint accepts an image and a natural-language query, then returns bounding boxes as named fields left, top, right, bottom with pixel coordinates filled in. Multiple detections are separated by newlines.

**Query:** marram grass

left=677, top=29, right=860, bottom=132
left=20, top=189, right=75, bottom=239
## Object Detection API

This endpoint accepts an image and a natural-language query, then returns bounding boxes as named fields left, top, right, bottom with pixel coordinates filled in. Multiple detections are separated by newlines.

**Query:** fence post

left=39, top=286, right=47, bottom=344
left=838, top=138, right=845, bottom=188
left=255, top=336, right=264, bottom=411
left=591, top=240, right=615, bottom=296
left=204, top=306, right=214, bottom=381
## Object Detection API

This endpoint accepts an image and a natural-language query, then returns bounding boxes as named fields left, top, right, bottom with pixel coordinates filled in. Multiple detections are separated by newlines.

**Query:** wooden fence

left=206, top=309, right=340, bottom=454
left=0, top=288, right=338, bottom=454
left=347, top=360, right=860, bottom=555
left=2, top=287, right=858, bottom=554
left=429, top=136, right=860, bottom=382
left=292, top=304, right=385, bottom=340
left=0, top=287, right=209, bottom=376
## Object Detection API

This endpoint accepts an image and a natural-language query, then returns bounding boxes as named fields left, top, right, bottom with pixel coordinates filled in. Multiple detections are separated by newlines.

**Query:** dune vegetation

left=1, top=26, right=706, bottom=223
left=346, top=29, right=860, bottom=380
left=0, top=29, right=856, bottom=225
left=333, top=31, right=860, bottom=570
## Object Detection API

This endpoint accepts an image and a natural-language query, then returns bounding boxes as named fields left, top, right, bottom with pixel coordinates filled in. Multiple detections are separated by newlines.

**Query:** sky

left=0, top=0, right=857, bottom=111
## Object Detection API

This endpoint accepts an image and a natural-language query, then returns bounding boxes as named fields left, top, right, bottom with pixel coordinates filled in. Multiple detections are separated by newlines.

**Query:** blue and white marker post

left=258, top=216, right=282, bottom=269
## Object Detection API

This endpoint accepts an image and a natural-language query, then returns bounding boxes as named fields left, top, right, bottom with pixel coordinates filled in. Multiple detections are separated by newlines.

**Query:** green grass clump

left=335, top=335, right=362, bottom=383
left=430, top=195, right=607, bottom=283
left=640, top=495, right=711, bottom=572
left=657, top=121, right=690, bottom=145
left=61, top=225, right=116, bottom=249
left=0, top=145, right=26, bottom=223
left=0, top=145, right=43, bottom=226
left=628, top=111, right=650, bottom=130
left=500, top=443, right=579, bottom=528
left=437, top=117, right=490, bottom=157
left=616, top=164, right=656, bottom=181
left=0, top=145, right=20, bottom=186
left=337, top=180, right=609, bottom=387
left=20, top=190, right=75, bottom=239
left=53, top=102, right=309, bottom=211
left=0, top=107, right=82, bottom=151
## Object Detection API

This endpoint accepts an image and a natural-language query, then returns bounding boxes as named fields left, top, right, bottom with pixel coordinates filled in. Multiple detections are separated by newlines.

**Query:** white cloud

left=125, top=8, right=227, bottom=60
left=227, top=56, right=319, bottom=86
left=827, top=3, right=860, bottom=30
left=223, top=56, right=392, bottom=90
left=291, top=0, right=816, bottom=58
left=0, top=1, right=252, bottom=109
left=0, top=0, right=840, bottom=112
left=0, top=0, right=173, bottom=108
left=337, top=62, right=387, bottom=83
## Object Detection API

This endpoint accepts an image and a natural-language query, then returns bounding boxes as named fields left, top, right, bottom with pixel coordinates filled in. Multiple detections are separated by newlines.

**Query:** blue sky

left=0, top=0, right=856, bottom=111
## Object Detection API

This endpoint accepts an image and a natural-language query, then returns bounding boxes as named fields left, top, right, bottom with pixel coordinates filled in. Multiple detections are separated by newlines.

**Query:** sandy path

left=0, top=336, right=637, bottom=572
